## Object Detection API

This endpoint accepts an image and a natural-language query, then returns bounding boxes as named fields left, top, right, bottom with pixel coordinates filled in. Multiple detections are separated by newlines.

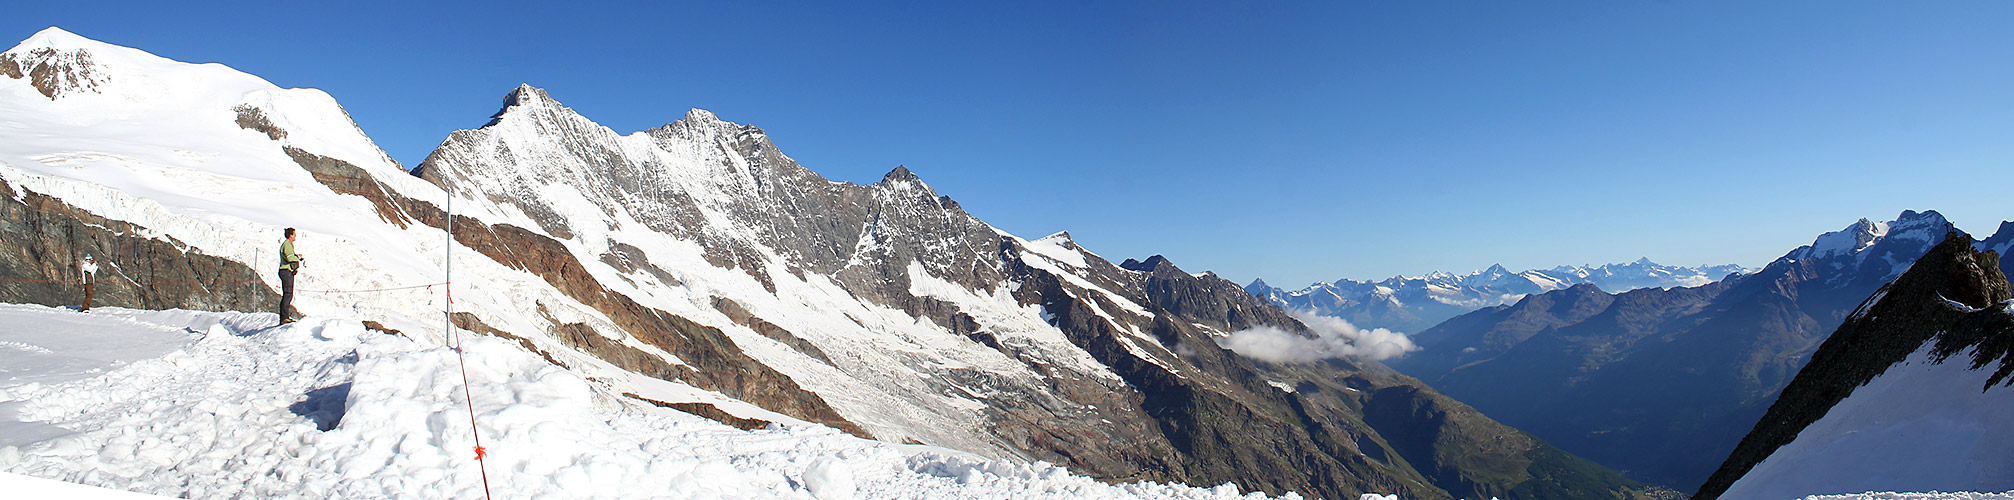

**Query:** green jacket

left=279, top=240, right=302, bottom=272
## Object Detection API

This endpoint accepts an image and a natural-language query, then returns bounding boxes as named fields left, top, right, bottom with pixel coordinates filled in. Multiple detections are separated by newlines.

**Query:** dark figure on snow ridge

left=79, top=253, right=97, bottom=312
left=278, top=227, right=305, bottom=324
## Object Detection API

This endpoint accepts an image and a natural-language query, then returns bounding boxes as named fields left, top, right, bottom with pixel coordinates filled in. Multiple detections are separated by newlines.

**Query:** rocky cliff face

left=0, top=176, right=280, bottom=313
left=1694, top=233, right=2014, bottom=499
left=1388, top=210, right=1963, bottom=490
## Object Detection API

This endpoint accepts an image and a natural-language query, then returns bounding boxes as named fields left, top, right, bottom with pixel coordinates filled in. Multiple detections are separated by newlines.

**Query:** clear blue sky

left=11, top=1, right=2012, bottom=287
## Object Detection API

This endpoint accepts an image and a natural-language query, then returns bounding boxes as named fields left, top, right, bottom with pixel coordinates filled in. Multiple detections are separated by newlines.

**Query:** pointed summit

left=2, top=27, right=115, bottom=99
left=485, top=84, right=567, bottom=125
left=1120, top=255, right=1181, bottom=274
left=506, top=83, right=554, bottom=105
left=882, top=165, right=921, bottom=184
left=683, top=107, right=720, bottom=124
left=14, top=27, right=95, bottom=51
left=3, top=27, right=277, bottom=102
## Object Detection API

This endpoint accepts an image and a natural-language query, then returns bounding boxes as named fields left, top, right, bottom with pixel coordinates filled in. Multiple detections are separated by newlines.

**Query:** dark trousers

left=278, top=269, right=296, bottom=322
left=82, top=280, right=93, bottom=312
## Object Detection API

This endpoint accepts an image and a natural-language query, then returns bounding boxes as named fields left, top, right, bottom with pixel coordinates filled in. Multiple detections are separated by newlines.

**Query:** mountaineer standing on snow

left=278, top=228, right=304, bottom=324
left=78, top=253, right=97, bottom=312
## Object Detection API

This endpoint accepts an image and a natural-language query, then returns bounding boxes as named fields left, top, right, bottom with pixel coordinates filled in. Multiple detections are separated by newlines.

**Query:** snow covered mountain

left=1246, top=260, right=1750, bottom=334
left=1386, top=209, right=1985, bottom=490
left=1694, top=233, right=2014, bottom=499
left=0, top=28, right=1651, bottom=500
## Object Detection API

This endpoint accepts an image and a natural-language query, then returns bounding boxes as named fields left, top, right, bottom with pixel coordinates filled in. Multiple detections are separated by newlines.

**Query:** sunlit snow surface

left=0, top=303, right=1303, bottom=499
left=1722, top=343, right=2014, bottom=500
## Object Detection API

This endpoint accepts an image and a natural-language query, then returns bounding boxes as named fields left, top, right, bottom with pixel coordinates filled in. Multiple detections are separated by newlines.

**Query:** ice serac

left=1388, top=210, right=1967, bottom=490
left=1695, top=233, right=2014, bottom=500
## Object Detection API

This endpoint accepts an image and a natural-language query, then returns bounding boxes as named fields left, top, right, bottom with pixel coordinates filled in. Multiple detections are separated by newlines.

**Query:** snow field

left=1722, top=343, right=2014, bottom=500
left=1795, top=493, right=2014, bottom=500
left=0, top=303, right=1311, bottom=499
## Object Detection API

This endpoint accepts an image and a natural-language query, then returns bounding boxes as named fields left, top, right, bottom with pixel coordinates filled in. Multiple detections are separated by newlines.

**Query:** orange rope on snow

left=441, top=170, right=493, bottom=499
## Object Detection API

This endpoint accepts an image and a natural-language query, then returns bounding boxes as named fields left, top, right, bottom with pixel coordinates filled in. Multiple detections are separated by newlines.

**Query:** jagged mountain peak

left=682, top=107, right=722, bottom=125
left=1036, top=230, right=1080, bottom=250
left=13, top=26, right=95, bottom=51
left=1784, top=210, right=1957, bottom=277
left=505, top=83, right=555, bottom=106
left=482, top=83, right=577, bottom=126
left=1891, top=209, right=1953, bottom=237
left=3, top=27, right=140, bottom=99
left=1120, top=254, right=1180, bottom=274
left=881, top=165, right=921, bottom=184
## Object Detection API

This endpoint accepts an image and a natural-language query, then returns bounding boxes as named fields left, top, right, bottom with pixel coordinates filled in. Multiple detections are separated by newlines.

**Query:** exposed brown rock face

left=625, top=394, right=772, bottom=431
left=0, top=177, right=280, bottom=313
left=282, top=147, right=413, bottom=228
left=711, top=297, right=832, bottom=365
left=0, top=46, right=106, bottom=99
left=234, top=105, right=288, bottom=141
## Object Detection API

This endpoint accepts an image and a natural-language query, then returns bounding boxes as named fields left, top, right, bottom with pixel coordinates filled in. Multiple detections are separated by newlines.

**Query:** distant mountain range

left=1385, top=209, right=2008, bottom=490
left=1247, top=260, right=1751, bottom=333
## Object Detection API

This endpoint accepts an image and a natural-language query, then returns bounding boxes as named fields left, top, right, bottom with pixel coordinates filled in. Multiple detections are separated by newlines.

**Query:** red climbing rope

left=448, top=289, right=493, bottom=499
left=441, top=175, right=492, bottom=499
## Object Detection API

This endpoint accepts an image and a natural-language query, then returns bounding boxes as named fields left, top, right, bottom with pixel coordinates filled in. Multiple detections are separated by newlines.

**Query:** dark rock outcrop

left=0, top=177, right=280, bottom=313
left=0, top=44, right=107, bottom=99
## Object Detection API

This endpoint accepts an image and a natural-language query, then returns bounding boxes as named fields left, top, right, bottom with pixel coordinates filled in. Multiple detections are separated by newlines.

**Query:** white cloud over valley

left=1216, top=311, right=1420, bottom=363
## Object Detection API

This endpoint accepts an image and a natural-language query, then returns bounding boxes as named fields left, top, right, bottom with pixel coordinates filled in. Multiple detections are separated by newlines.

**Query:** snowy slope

left=1720, top=344, right=2014, bottom=499
left=0, top=303, right=1299, bottom=499
left=1695, top=232, right=2014, bottom=500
